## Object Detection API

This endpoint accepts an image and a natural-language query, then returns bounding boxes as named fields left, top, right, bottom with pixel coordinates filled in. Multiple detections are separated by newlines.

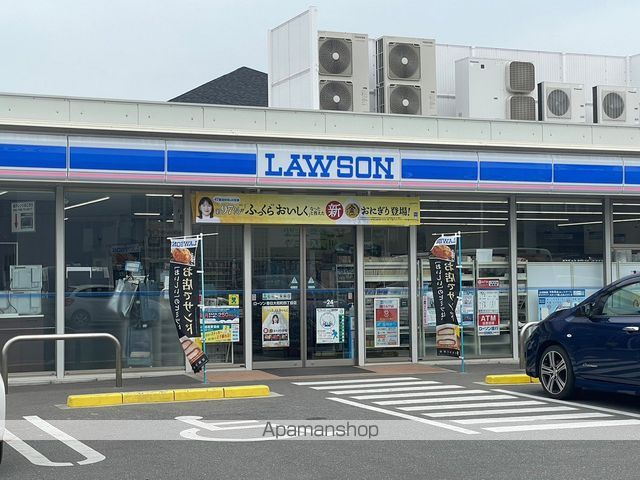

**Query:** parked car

left=525, top=274, right=640, bottom=399
left=65, top=284, right=169, bottom=328
left=0, top=374, right=5, bottom=463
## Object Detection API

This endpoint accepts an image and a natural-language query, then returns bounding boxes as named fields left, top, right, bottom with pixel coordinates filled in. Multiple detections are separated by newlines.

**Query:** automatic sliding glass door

left=251, top=226, right=302, bottom=366
left=251, top=225, right=357, bottom=367
left=305, top=226, right=356, bottom=366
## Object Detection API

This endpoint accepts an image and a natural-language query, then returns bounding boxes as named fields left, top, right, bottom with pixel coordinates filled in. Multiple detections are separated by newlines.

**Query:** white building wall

left=268, top=7, right=318, bottom=109
left=631, top=54, right=640, bottom=87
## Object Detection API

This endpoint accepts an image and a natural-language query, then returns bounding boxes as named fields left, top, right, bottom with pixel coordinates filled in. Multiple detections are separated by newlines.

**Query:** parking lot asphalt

left=3, top=363, right=640, bottom=480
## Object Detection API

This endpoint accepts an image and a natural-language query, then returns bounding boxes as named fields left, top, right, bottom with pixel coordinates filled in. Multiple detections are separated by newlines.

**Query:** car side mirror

left=577, top=302, right=594, bottom=318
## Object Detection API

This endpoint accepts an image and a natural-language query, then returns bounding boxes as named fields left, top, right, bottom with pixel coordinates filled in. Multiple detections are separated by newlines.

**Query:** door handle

left=623, top=326, right=640, bottom=333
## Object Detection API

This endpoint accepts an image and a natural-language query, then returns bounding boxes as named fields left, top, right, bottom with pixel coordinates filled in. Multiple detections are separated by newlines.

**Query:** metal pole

left=409, top=225, right=418, bottom=363
left=2, top=333, right=122, bottom=393
left=458, top=231, right=465, bottom=373
left=199, top=232, right=206, bottom=384
left=244, top=224, right=253, bottom=370
left=509, top=195, right=519, bottom=361
left=518, top=322, right=538, bottom=369
left=55, top=184, right=65, bottom=381
left=356, top=225, right=366, bottom=366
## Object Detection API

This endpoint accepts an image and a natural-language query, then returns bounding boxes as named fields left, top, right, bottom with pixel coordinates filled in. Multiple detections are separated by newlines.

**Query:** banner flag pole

left=199, top=232, right=207, bottom=384
left=458, top=230, right=465, bottom=374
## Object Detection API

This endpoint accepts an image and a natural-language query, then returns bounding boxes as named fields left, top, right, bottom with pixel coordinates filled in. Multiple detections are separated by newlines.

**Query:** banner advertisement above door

left=193, top=193, right=419, bottom=225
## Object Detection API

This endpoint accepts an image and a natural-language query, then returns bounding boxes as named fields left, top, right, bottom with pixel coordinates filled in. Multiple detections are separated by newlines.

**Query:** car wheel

left=539, top=345, right=575, bottom=399
left=70, top=309, right=91, bottom=328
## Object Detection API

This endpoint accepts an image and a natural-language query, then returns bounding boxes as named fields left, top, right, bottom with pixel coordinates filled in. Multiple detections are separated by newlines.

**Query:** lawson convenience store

left=1, top=95, right=640, bottom=378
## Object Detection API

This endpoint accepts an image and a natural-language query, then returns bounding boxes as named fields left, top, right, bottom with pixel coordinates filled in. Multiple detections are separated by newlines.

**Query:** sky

left=3, top=0, right=640, bottom=102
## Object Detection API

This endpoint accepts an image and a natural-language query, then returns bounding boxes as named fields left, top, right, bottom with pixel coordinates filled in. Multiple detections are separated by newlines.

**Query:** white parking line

left=327, top=397, right=480, bottom=435
left=424, top=406, right=576, bottom=418
left=374, top=392, right=512, bottom=405
left=491, top=388, right=640, bottom=419
left=454, top=412, right=609, bottom=425
left=352, top=388, right=488, bottom=401
left=398, top=400, right=544, bottom=412
left=3, top=429, right=73, bottom=467
left=332, top=385, right=463, bottom=395
left=311, top=381, right=439, bottom=390
left=292, top=377, right=419, bottom=386
left=485, top=419, right=640, bottom=433
left=24, top=416, right=106, bottom=466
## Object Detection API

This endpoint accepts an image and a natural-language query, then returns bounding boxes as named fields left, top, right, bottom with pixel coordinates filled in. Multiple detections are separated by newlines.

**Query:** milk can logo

left=325, top=201, right=344, bottom=220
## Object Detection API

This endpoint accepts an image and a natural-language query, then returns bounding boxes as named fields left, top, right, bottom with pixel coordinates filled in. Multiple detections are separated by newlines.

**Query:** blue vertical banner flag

left=429, top=235, right=461, bottom=357
left=169, top=237, right=208, bottom=373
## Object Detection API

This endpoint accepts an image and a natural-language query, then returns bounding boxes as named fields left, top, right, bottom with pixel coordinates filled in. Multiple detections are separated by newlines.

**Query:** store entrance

left=251, top=225, right=356, bottom=367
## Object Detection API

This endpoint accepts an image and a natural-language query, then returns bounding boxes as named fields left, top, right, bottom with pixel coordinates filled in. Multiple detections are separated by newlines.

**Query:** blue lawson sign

left=538, top=289, right=586, bottom=322
left=257, top=145, right=400, bottom=183
left=4, top=131, right=640, bottom=193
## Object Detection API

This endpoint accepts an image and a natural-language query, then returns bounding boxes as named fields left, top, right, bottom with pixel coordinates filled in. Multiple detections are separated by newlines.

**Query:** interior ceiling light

left=431, top=230, right=489, bottom=236
left=421, top=222, right=506, bottom=226
left=0, top=191, right=7, bottom=196
left=145, top=193, right=173, bottom=197
left=133, top=212, right=161, bottom=216
left=420, top=209, right=508, bottom=213
left=613, top=217, right=640, bottom=223
left=516, top=210, right=602, bottom=215
left=517, top=217, right=569, bottom=221
left=516, top=201, right=601, bottom=205
left=423, top=216, right=508, bottom=221
left=557, top=220, right=603, bottom=227
left=559, top=218, right=640, bottom=227
left=421, top=199, right=508, bottom=204
left=64, top=196, right=111, bottom=211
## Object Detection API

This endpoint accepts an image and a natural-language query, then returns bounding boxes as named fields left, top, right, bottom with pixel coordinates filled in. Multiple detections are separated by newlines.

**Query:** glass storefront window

left=418, top=198, right=511, bottom=358
left=64, top=191, right=185, bottom=370
left=0, top=189, right=56, bottom=372
left=192, top=223, right=244, bottom=365
left=517, top=198, right=603, bottom=325
left=364, top=226, right=410, bottom=360
left=612, top=199, right=640, bottom=280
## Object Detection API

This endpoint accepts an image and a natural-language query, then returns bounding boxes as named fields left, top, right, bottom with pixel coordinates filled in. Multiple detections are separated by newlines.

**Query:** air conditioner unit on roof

left=317, top=31, right=369, bottom=112
left=593, top=86, right=639, bottom=125
left=455, top=58, right=536, bottom=121
left=537, top=82, right=585, bottom=123
left=375, top=36, right=437, bottom=116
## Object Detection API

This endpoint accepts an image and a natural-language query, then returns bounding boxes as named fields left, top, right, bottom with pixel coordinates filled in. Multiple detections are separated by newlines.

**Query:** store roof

left=1, top=92, right=640, bottom=155
left=169, top=67, right=267, bottom=107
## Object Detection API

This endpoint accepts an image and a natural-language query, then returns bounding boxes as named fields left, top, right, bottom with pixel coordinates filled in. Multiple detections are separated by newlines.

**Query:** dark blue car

left=526, top=274, right=640, bottom=399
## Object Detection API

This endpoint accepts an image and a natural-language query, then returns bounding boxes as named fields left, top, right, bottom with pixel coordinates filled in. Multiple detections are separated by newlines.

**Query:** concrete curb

left=67, top=385, right=270, bottom=408
left=485, top=374, right=540, bottom=385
